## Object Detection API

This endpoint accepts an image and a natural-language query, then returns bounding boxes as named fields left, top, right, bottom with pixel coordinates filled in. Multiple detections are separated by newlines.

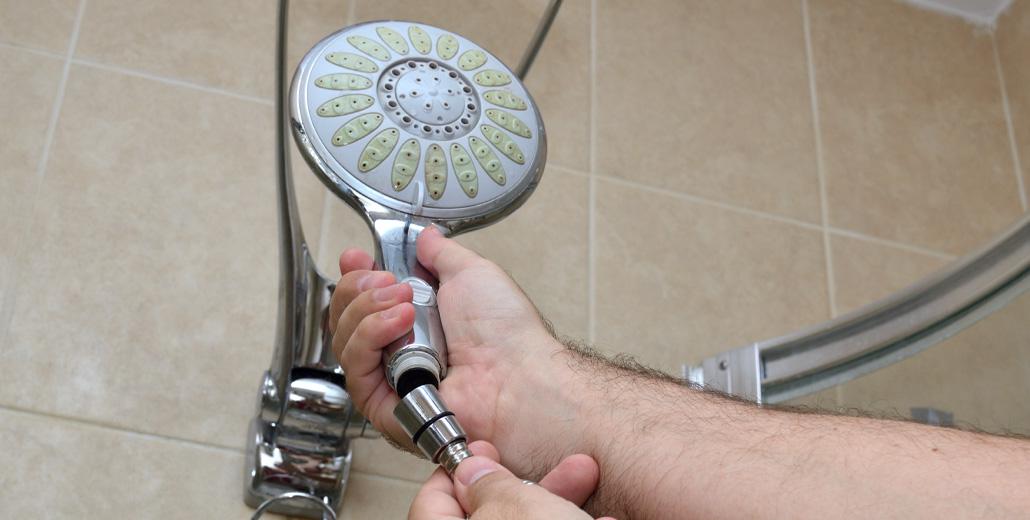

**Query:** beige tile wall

left=1, top=0, right=1027, bottom=517
left=811, top=0, right=1022, bottom=255
left=596, top=0, right=822, bottom=223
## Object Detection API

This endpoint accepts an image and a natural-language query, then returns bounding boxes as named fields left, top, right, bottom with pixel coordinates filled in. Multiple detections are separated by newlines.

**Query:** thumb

left=416, top=226, right=485, bottom=283
left=452, top=455, right=523, bottom=514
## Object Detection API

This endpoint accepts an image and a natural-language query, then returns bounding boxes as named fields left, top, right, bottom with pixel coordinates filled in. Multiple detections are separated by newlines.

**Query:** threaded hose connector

left=393, top=384, right=471, bottom=474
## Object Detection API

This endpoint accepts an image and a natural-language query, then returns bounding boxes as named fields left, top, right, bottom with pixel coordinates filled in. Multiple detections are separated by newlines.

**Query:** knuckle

left=340, top=290, right=374, bottom=325
left=472, top=472, right=521, bottom=504
left=353, top=311, right=385, bottom=340
left=339, top=269, right=371, bottom=294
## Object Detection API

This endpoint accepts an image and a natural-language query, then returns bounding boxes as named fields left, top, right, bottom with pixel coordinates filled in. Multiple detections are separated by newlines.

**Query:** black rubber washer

left=397, top=368, right=438, bottom=398
left=411, top=410, right=454, bottom=445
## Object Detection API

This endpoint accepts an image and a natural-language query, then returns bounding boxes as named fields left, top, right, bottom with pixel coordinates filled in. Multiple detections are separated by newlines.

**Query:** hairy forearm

left=503, top=342, right=1030, bottom=519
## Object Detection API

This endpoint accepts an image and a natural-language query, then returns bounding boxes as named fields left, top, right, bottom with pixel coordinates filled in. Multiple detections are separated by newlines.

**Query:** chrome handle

left=370, top=218, right=469, bottom=472
left=384, top=277, right=448, bottom=393
left=371, top=219, right=450, bottom=392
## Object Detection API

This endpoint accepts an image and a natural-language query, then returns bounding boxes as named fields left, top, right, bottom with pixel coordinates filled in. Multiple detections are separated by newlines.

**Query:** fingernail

left=372, top=283, right=407, bottom=302
left=456, top=457, right=499, bottom=486
left=380, top=305, right=404, bottom=320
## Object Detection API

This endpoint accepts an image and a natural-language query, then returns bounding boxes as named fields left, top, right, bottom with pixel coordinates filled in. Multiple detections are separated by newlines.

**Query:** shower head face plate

left=292, top=21, right=546, bottom=223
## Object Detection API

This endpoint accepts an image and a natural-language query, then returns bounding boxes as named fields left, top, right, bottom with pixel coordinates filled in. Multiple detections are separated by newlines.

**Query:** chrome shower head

left=290, top=20, right=546, bottom=233
left=290, top=21, right=547, bottom=473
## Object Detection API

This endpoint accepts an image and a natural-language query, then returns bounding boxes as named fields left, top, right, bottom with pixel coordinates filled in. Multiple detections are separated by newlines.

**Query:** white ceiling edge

left=903, top=0, right=1014, bottom=27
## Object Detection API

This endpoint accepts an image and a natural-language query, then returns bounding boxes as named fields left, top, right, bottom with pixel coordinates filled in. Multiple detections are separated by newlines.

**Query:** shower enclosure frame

left=686, top=215, right=1030, bottom=404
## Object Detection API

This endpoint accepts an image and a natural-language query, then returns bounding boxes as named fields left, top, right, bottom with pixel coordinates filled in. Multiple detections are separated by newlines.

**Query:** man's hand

left=409, top=440, right=612, bottom=520
left=329, top=227, right=574, bottom=475
left=329, top=227, right=1030, bottom=520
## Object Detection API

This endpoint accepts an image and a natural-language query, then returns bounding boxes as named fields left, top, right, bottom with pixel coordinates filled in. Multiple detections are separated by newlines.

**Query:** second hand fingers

left=467, top=440, right=501, bottom=463
left=537, top=454, right=600, bottom=508
left=408, top=468, right=464, bottom=520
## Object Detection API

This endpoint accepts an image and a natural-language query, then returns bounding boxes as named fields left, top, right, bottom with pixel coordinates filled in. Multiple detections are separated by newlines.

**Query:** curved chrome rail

left=688, top=214, right=1030, bottom=404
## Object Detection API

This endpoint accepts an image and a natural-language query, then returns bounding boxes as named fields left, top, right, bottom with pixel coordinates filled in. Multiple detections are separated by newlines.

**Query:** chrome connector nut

left=393, top=384, right=470, bottom=471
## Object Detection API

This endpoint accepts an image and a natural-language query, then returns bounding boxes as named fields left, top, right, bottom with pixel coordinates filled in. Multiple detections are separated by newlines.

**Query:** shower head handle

left=372, top=218, right=449, bottom=391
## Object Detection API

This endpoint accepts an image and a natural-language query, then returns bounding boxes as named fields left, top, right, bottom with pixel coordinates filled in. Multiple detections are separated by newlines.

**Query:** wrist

left=491, top=333, right=597, bottom=478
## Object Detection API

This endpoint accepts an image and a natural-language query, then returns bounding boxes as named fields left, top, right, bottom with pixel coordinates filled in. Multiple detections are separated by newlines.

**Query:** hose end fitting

left=393, top=384, right=471, bottom=474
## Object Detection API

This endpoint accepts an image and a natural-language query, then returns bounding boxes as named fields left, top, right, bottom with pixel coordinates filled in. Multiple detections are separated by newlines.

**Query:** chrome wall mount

left=246, top=1, right=563, bottom=517
left=243, top=2, right=379, bottom=517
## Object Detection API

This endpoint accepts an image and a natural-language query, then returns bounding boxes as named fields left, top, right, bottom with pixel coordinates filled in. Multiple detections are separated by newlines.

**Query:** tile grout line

left=991, top=33, right=1028, bottom=212
left=0, top=403, right=244, bottom=455
left=0, top=40, right=66, bottom=60
left=904, top=0, right=997, bottom=26
left=827, top=227, right=957, bottom=260
left=71, top=58, right=275, bottom=106
left=587, top=0, right=598, bottom=345
left=801, top=0, right=839, bottom=321
left=596, top=173, right=959, bottom=260
left=0, top=404, right=432, bottom=485
left=0, top=0, right=88, bottom=353
left=564, top=169, right=957, bottom=261
left=991, top=0, right=1015, bottom=22
left=347, top=0, right=357, bottom=25
left=35, top=0, right=87, bottom=189
left=599, top=174, right=822, bottom=232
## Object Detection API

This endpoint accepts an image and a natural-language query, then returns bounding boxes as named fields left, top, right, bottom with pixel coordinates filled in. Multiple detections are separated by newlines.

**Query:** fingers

left=416, top=227, right=485, bottom=283
left=329, top=247, right=387, bottom=336
left=341, top=302, right=415, bottom=382
left=407, top=442, right=502, bottom=520
left=333, top=280, right=413, bottom=360
left=452, top=455, right=522, bottom=514
left=413, top=440, right=599, bottom=520
left=538, top=454, right=600, bottom=507
left=340, top=248, right=374, bottom=275
left=329, top=270, right=394, bottom=334
left=329, top=249, right=376, bottom=333
left=453, top=456, right=592, bottom=519
left=408, top=467, right=464, bottom=520
left=468, top=440, right=501, bottom=463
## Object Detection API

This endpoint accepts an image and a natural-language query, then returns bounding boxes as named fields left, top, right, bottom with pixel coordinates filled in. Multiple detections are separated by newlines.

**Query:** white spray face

left=291, top=21, right=546, bottom=222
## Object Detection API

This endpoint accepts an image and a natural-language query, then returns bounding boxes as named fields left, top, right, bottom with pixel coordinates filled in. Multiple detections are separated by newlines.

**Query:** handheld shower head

left=290, top=21, right=547, bottom=472
left=291, top=21, right=546, bottom=231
